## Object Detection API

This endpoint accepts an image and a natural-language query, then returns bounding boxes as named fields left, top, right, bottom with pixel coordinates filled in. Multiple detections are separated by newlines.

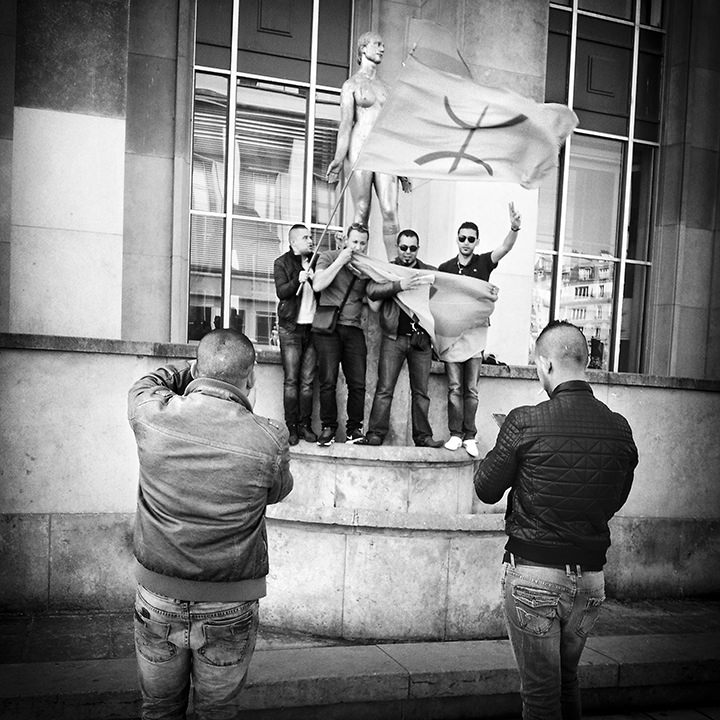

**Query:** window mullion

left=610, top=0, right=641, bottom=370
left=552, top=0, right=580, bottom=321
left=304, top=0, right=320, bottom=226
left=222, top=0, right=241, bottom=328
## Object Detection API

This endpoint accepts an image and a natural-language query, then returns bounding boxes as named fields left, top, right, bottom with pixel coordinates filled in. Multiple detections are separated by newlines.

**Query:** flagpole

left=296, top=163, right=357, bottom=295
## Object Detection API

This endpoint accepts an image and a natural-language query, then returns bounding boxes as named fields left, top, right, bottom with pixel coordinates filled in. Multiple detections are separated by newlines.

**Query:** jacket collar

left=185, top=377, right=253, bottom=411
left=550, top=379, right=594, bottom=399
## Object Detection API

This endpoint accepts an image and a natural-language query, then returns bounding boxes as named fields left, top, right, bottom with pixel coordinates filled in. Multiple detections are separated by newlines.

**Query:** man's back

left=129, top=364, right=293, bottom=585
left=475, top=380, right=637, bottom=568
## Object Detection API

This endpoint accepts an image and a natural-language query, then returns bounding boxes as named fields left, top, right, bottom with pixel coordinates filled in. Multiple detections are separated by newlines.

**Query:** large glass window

left=539, top=0, right=663, bottom=372
left=188, top=0, right=351, bottom=344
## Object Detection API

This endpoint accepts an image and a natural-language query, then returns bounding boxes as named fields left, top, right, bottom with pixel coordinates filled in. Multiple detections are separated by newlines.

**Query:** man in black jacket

left=273, top=223, right=318, bottom=445
left=474, top=320, right=638, bottom=720
left=361, top=229, right=443, bottom=447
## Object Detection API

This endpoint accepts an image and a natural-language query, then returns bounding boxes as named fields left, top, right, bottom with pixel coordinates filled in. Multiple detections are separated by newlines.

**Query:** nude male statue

left=326, top=31, right=409, bottom=260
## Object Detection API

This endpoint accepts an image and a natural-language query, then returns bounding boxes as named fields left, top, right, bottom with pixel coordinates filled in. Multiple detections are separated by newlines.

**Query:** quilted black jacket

left=474, top=380, right=638, bottom=569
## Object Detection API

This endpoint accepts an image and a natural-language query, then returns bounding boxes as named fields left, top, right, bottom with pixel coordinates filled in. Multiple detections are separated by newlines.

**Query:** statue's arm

left=326, top=81, right=356, bottom=181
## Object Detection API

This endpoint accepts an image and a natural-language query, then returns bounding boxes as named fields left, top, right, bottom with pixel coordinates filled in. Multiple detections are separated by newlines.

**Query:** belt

left=503, top=551, right=602, bottom=575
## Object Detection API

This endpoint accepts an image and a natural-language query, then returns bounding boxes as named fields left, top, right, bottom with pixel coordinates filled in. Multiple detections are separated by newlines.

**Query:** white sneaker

left=463, top=438, right=479, bottom=458
left=444, top=436, right=463, bottom=451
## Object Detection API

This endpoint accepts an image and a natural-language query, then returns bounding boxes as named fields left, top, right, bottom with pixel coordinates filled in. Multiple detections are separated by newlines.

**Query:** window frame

left=187, top=0, right=351, bottom=345
left=545, top=0, right=664, bottom=372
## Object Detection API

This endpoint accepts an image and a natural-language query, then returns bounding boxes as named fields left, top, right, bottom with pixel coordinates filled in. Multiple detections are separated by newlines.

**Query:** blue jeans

left=445, top=357, right=483, bottom=438
left=134, top=584, right=259, bottom=720
left=313, top=324, right=366, bottom=432
left=278, top=324, right=317, bottom=429
left=501, top=561, right=605, bottom=720
left=368, top=333, right=433, bottom=443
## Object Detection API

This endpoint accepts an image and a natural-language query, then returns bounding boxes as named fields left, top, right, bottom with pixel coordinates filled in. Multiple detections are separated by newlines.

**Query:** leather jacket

left=128, top=363, right=293, bottom=600
left=474, top=380, right=638, bottom=569
left=274, top=249, right=319, bottom=331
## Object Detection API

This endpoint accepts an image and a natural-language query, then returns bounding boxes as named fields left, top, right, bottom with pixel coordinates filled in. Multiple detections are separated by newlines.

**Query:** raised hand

left=509, top=201, right=521, bottom=232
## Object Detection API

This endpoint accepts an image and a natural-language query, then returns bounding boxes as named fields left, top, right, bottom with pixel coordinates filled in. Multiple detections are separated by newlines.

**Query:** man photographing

left=128, top=329, right=293, bottom=719
left=474, top=320, right=638, bottom=719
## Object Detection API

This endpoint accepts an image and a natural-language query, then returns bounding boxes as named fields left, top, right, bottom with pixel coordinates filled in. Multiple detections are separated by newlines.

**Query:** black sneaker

left=415, top=436, right=443, bottom=448
left=288, top=426, right=299, bottom=446
left=345, top=428, right=366, bottom=444
left=356, top=433, right=382, bottom=446
left=300, top=425, right=317, bottom=443
left=317, top=426, right=335, bottom=447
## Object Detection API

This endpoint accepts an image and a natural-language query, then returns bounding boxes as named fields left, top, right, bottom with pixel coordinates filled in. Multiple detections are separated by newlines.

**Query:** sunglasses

left=398, top=244, right=418, bottom=252
left=458, top=235, right=478, bottom=243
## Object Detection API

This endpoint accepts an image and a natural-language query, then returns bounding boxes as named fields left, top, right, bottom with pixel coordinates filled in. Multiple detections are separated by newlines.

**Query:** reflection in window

left=531, top=253, right=554, bottom=349
left=313, top=91, right=343, bottom=226
left=234, top=80, right=307, bottom=222
left=192, top=74, right=228, bottom=212
left=619, top=263, right=648, bottom=372
left=540, top=2, right=663, bottom=372
left=188, top=0, right=351, bottom=344
left=558, top=256, right=616, bottom=370
left=566, top=136, right=624, bottom=257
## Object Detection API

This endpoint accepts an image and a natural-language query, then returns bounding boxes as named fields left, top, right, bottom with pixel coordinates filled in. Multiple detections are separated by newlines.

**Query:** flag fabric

left=354, top=54, right=577, bottom=189
left=404, top=18, right=473, bottom=79
left=350, top=254, right=498, bottom=362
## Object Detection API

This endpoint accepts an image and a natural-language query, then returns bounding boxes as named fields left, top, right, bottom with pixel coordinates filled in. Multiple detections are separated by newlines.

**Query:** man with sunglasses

left=360, top=229, right=443, bottom=447
left=438, top=202, right=522, bottom=457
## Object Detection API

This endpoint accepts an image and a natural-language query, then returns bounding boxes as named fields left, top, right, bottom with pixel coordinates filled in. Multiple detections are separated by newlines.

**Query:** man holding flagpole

left=439, top=202, right=522, bottom=457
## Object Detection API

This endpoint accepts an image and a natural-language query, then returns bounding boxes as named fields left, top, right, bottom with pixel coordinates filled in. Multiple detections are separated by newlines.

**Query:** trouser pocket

left=509, top=584, right=561, bottom=636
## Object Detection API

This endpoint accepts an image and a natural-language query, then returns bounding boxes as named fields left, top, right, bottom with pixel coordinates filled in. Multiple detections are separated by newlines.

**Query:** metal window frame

left=190, top=0, right=346, bottom=333
left=549, top=0, right=659, bottom=372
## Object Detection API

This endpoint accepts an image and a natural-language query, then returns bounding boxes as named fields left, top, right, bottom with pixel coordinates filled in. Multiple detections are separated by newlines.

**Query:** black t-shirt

left=437, top=251, right=497, bottom=281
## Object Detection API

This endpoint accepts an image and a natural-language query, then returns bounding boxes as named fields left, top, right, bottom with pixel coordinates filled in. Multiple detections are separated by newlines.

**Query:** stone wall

left=0, top=334, right=718, bottom=637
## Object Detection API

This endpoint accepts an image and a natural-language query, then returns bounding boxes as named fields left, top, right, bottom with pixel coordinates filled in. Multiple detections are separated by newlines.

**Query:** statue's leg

left=374, top=172, right=400, bottom=261
left=348, top=169, right=373, bottom=226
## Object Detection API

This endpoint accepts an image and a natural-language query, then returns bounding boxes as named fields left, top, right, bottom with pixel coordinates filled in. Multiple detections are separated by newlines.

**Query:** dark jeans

left=368, top=333, right=433, bottom=443
left=502, top=562, right=605, bottom=720
left=278, top=324, right=316, bottom=429
left=312, top=324, right=366, bottom=432
left=445, top=356, right=483, bottom=439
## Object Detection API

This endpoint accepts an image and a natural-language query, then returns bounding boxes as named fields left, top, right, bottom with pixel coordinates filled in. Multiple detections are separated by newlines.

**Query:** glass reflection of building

left=188, top=0, right=352, bottom=344
left=535, top=0, right=662, bottom=371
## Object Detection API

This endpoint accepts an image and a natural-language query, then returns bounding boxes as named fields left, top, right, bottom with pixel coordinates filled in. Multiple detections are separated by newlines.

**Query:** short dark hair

left=289, top=223, right=308, bottom=235
left=196, top=329, right=255, bottom=384
left=397, top=229, right=419, bottom=245
left=457, top=221, right=479, bottom=236
left=346, top=222, right=369, bottom=239
left=535, top=320, right=588, bottom=367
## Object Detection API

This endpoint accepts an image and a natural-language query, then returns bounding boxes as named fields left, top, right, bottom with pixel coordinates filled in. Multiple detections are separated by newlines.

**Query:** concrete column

left=122, top=0, right=184, bottom=342
left=9, top=0, right=129, bottom=339
left=0, top=0, right=16, bottom=332
left=647, top=0, right=720, bottom=378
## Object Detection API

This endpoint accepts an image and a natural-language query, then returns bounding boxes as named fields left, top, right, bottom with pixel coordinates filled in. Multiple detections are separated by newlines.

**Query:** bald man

left=274, top=223, right=319, bottom=445
left=474, top=320, right=638, bottom=720
left=128, top=329, right=293, bottom=719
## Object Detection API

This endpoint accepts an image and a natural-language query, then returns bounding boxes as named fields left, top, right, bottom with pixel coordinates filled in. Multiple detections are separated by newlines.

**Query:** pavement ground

left=0, top=597, right=718, bottom=719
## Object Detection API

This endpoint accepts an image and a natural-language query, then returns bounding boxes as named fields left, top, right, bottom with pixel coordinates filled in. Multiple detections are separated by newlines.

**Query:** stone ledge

left=267, top=504, right=505, bottom=532
left=289, top=440, right=475, bottom=466
left=2, top=332, right=718, bottom=391
left=0, top=633, right=717, bottom=718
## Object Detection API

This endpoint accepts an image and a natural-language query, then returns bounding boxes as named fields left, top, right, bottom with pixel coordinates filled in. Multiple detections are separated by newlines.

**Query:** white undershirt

left=296, top=256, right=316, bottom=324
